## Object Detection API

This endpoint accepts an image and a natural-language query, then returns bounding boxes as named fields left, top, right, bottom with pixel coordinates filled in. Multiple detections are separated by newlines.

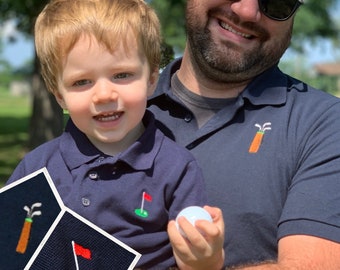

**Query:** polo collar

left=153, top=58, right=290, bottom=107
left=241, top=65, right=288, bottom=106
left=60, top=111, right=161, bottom=171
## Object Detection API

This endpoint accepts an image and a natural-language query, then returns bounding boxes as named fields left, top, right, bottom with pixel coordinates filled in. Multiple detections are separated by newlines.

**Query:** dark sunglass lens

left=259, top=0, right=298, bottom=20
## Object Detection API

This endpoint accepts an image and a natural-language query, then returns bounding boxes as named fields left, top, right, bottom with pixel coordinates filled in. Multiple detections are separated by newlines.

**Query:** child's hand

left=168, top=206, right=225, bottom=270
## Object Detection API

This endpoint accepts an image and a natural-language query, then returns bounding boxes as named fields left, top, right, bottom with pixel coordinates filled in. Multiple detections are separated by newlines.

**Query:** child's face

left=56, top=34, right=157, bottom=155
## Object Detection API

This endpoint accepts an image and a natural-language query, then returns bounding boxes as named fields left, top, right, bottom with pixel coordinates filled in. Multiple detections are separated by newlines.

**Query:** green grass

left=0, top=88, right=30, bottom=187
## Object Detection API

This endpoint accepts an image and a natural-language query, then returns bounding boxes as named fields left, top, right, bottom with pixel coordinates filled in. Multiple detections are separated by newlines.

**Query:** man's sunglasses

left=258, top=0, right=304, bottom=21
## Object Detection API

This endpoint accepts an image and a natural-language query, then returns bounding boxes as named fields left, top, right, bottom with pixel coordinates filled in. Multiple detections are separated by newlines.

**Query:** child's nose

left=92, top=80, right=118, bottom=103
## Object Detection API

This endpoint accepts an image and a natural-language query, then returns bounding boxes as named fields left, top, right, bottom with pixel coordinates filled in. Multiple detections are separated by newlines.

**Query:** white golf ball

left=175, top=206, right=212, bottom=237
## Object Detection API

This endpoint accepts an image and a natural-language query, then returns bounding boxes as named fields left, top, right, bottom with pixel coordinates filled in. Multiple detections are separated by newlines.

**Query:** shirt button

left=88, top=171, right=98, bottom=180
left=97, top=157, right=105, bottom=163
left=82, top=197, right=91, bottom=206
left=184, top=114, right=192, bottom=122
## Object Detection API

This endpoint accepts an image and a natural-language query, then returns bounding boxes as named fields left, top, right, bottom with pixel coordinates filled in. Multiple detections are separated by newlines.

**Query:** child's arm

left=168, top=206, right=225, bottom=270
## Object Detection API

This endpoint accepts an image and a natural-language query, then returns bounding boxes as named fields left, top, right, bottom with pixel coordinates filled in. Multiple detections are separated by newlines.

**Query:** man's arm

left=230, top=235, right=340, bottom=270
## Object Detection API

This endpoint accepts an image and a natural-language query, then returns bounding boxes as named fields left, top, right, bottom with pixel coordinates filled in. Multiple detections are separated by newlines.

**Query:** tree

left=150, top=0, right=186, bottom=53
left=0, top=0, right=63, bottom=149
left=292, top=0, right=340, bottom=52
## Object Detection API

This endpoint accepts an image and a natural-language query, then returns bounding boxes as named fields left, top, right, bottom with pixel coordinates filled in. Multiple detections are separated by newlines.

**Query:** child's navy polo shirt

left=148, top=58, right=340, bottom=268
left=8, top=110, right=206, bottom=269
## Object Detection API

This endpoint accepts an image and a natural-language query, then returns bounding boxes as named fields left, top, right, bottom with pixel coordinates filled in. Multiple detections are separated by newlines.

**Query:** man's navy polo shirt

left=7, top=111, right=206, bottom=269
left=148, top=58, right=340, bottom=268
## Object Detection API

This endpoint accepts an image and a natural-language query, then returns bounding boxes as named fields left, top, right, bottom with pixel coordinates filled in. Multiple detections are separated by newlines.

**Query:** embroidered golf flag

left=135, top=191, right=153, bottom=218
left=73, top=241, right=92, bottom=260
left=143, top=192, right=152, bottom=202
left=72, top=241, right=92, bottom=270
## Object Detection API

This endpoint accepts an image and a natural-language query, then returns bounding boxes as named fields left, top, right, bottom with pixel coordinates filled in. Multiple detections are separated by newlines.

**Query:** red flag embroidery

left=143, top=192, right=152, bottom=202
left=73, top=242, right=92, bottom=260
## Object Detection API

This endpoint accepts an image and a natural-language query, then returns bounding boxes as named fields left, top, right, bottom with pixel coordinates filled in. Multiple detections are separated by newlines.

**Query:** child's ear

left=55, top=92, right=67, bottom=110
left=147, top=68, right=159, bottom=96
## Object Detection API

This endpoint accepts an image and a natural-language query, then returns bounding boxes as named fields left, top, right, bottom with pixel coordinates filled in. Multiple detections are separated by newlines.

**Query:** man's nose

left=230, top=0, right=262, bottom=22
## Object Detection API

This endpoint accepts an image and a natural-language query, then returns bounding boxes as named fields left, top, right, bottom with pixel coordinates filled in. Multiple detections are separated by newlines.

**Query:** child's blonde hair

left=35, top=0, right=161, bottom=95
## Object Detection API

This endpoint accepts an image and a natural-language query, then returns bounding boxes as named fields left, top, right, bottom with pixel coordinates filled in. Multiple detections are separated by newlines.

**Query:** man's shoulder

left=288, top=78, right=340, bottom=110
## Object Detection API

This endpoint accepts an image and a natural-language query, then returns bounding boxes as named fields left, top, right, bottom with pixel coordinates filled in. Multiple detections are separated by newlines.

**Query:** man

left=148, top=0, right=340, bottom=269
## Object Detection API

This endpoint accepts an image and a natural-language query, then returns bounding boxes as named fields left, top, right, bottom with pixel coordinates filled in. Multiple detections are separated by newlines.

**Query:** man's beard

left=185, top=12, right=293, bottom=84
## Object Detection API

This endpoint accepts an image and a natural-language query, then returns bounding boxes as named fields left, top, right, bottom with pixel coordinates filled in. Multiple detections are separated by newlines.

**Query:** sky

left=0, top=20, right=34, bottom=68
left=1, top=35, right=34, bottom=68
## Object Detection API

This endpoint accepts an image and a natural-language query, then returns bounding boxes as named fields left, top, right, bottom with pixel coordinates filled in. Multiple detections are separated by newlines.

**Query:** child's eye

left=113, top=73, right=132, bottom=80
left=73, top=79, right=92, bottom=87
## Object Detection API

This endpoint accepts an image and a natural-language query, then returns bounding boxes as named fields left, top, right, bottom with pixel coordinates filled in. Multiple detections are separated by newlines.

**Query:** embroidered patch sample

left=30, top=209, right=140, bottom=270
left=1, top=168, right=141, bottom=269
left=16, top=202, right=42, bottom=254
left=0, top=169, right=62, bottom=269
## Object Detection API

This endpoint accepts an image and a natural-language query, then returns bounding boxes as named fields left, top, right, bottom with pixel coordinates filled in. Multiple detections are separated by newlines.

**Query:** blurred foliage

left=150, top=0, right=187, bottom=53
left=279, top=58, right=339, bottom=95
left=0, top=0, right=47, bottom=35
left=0, top=60, right=13, bottom=87
left=160, top=42, right=175, bottom=69
left=0, top=86, right=30, bottom=185
left=292, top=0, right=340, bottom=52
